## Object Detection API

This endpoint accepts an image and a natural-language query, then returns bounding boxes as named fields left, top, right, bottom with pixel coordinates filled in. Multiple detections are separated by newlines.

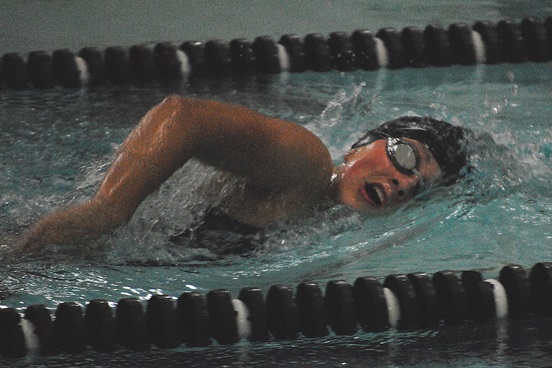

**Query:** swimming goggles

left=386, top=137, right=420, bottom=175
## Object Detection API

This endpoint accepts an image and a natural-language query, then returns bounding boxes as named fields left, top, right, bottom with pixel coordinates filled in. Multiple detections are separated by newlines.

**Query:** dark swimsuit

left=168, top=207, right=265, bottom=256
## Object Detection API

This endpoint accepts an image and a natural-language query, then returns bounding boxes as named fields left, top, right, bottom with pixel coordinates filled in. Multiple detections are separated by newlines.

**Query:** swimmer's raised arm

left=16, top=96, right=333, bottom=252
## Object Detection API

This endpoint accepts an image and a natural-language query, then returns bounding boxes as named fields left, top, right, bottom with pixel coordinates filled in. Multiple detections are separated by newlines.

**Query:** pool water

left=1, top=1, right=552, bottom=366
left=1, top=61, right=551, bottom=366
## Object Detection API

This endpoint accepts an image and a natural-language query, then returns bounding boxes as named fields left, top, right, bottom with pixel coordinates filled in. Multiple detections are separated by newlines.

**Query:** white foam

left=471, top=30, right=486, bottom=64
left=484, top=279, right=509, bottom=319
left=277, top=43, right=290, bottom=72
left=176, top=49, right=191, bottom=76
left=75, top=56, right=90, bottom=86
left=231, top=299, right=251, bottom=340
left=20, top=317, right=39, bottom=352
left=383, top=287, right=400, bottom=328
left=374, top=38, right=389, bottom=68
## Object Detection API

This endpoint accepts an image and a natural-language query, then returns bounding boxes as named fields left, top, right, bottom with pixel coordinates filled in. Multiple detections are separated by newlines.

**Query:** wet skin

left=15, top=96, right=444, bottom=253
left=334, top=138, right=442, bottom=213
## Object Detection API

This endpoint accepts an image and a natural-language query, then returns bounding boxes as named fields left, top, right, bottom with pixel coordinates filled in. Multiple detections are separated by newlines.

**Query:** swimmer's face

left=336, top=138, right=442, bottom=213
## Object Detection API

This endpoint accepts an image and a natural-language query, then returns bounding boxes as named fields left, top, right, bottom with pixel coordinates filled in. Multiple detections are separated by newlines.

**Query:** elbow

left=162, top=94, right=182, bottom=104
left=161, top=94, right=190, bottom=109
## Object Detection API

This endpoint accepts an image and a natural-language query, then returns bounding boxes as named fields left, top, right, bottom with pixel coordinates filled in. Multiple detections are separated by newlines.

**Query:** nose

left=390, top=174, right=419, bottom=199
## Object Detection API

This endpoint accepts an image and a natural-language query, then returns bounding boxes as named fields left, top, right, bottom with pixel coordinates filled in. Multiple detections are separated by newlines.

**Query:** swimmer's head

left=351, top=116, right=472, bottom=185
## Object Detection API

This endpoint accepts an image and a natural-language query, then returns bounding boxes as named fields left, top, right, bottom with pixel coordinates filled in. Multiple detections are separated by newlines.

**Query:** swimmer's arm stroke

left=16, top=96, right=333, bottom=252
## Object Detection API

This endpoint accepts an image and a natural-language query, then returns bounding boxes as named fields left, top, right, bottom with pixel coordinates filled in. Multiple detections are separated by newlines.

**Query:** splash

left=306, top=82, right=380, bottom=160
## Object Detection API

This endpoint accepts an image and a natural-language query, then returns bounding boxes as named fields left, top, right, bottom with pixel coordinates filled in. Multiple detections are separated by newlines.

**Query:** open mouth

left=362, top=183, right=384, bottom=207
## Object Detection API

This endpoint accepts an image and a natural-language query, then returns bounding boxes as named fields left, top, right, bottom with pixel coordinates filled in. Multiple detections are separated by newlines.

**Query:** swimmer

left=15, top=96, right=470, bottom=253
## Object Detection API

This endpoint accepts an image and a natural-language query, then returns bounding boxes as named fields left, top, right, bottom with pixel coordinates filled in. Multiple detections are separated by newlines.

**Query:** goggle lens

left=387, top=138, right=419, bottom=174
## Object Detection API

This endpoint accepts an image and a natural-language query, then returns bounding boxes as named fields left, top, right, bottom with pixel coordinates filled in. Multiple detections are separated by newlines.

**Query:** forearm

left=15, top=198, right=123, bottom=252
left=16, top=96, right=200, bottom=252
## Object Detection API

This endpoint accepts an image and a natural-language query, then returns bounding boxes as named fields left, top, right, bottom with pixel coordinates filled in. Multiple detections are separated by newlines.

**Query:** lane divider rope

left=0, top=262, right=551, bottom=358
left=0, top=17, right=550, bottom=90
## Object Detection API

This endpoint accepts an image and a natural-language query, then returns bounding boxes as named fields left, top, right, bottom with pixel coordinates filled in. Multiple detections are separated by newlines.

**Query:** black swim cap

left=351, top=116, right=472, bottom=184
